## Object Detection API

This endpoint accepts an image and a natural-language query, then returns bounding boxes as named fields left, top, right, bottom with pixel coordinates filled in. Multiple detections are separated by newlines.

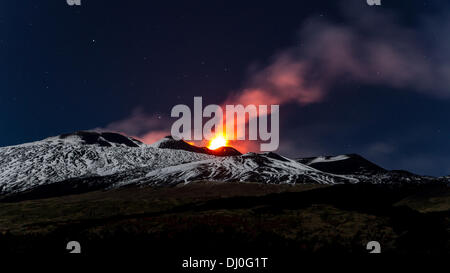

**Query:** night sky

left=1, top=0, right=449, bottom=176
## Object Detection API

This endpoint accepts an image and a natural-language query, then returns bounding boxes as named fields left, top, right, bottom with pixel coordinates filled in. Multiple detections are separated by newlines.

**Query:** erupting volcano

left=207, top=135, right=228, bottom=150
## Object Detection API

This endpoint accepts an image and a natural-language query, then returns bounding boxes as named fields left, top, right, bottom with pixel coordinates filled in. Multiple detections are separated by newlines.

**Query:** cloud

left=140, top=131, right=170, bottom=144
left=94, top=107, right=170, bottom=143
left=220, top=4, right=450, bottom=159
left=227, top=4, right=450, bottom=107
left=96, top=3, right=450, bottom=160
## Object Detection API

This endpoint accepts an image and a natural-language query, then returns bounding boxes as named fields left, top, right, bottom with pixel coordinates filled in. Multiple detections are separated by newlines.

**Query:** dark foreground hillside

left=0, top=181, right=448, bottom=268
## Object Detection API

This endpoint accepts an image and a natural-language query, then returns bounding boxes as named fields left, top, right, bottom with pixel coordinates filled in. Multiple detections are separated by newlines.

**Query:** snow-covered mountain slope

left=297, top=154, right=447, bottom=184
left=0, top=132, right=447, bottom=200
left=0, top=132, right=213, bottom=195
left=125, top=152, right=358, bottom=186
left=0, top=132, right=356, bottom=198
left=49, top=131, right=145, bottom=148
left=297, top=154, right=385, bottom=175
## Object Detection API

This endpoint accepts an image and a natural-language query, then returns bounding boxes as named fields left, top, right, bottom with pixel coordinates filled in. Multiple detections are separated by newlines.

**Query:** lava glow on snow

left=208, top=135, right=228, bottom=150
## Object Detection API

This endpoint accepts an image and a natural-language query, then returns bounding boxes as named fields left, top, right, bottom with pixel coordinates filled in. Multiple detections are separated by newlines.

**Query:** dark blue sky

left=1, top=0, right=449, bottom=176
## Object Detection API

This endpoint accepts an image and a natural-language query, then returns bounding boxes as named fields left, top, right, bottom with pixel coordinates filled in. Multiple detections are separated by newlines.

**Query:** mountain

left=59, top=131, right=144, bottom=147
left=150, top=135, right=242, bottom=156
left=0, top=131, right=447, bottom=201
left=0, top=131, right=213, bottom=197
left=125, top=152, right=357, bottom=186
left=297, top=154, right=385, bottom=175
left=297, top=153, right=445, bottom=184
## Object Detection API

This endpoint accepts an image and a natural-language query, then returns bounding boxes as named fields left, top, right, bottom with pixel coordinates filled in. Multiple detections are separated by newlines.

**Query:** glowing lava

left=208, top=135, right=228, bottom=150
